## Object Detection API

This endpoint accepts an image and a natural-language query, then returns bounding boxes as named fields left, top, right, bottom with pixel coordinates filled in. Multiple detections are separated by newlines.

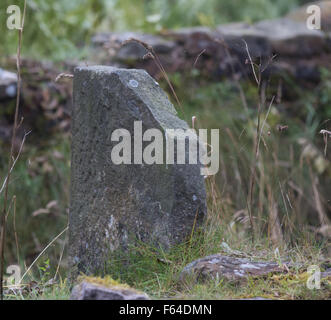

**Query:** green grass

left=168, top=72, right=330, bottom=234
left=5, top=213, right=330, bottom=300
left=101, top=222, right=330, bottom=300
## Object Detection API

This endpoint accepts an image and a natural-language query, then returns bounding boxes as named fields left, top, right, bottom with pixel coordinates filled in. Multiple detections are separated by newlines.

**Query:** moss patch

left=77, top=275, right=132, bottom=290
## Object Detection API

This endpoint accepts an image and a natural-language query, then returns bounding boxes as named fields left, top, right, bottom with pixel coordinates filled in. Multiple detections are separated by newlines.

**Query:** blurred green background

left=0, top=0, right=311, bottom=60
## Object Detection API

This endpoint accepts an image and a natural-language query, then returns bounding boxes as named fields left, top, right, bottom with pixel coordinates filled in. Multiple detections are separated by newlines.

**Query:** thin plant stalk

left=0, top=0, right=27, bottom=300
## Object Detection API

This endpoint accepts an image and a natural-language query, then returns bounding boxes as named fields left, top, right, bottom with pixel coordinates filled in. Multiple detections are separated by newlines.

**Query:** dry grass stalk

left=18, top=226, right=68, bottom=285
left=246, top=50, right=263, bottom=238
left=267, top=186, right=284, bottom=246
left=311, top=175, right=330, bottom=227
left=122, top=38, right=182, bottom=110
left=55, top=73, right=74, bottom=83
left=320, top=129, right=331, bottom=157
left=12, top=196, right=19, bottom=265
left=0, top=0, right=27, bottom=300
left=193, top=49, right=206, bottom=67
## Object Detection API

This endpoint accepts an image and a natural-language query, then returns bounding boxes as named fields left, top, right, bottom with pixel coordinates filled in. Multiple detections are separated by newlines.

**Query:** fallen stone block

left=180, top=254, right=286, bottom=283
left=71, top=278, right=150, bottom=300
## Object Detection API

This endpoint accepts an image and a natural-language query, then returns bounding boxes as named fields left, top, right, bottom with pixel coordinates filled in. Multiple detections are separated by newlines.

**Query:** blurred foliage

left=119, top=0, right=300, bottom=31
left=0, top=0, right=107, bottom=61
left=319, top=68, right=331, bottom=119
left=165, top=71, right=330, bottom=233
left=0, top=136, right=70, bottom=274
left=0, top=0, right=305, bottom=60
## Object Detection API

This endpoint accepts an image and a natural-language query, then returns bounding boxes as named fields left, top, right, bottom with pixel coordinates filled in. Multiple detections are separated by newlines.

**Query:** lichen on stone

left=77, top=275, right=131, bottom=290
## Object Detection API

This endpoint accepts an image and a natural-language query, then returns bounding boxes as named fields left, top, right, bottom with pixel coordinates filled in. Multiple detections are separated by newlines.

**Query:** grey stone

left=71, top=281, right=150, bottom=300
left=0, top=68, right=17, bottom=100
left=321, top=268, right=331, bottom=279
left=216, top=18, right=327, bottom=58
left=163, top=27, right=220, bottom=56
left=254, top=18, right=326, bottom=57
left=92, top=32, right=175, bottom=62
left=287, top=1, right=331, bottom=32
left=238, top=297, right=273, bottom=300
left=165, top=26, right=216, bottom=40
left=216, top=22, right=272, bottom=58
left=180, top=254, right=285, bottom=283
left=69, top=66, right=206, bottom=277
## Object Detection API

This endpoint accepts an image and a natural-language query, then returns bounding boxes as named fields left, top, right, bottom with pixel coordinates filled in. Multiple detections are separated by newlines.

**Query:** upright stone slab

left=69, top=66, right=206, bottom=276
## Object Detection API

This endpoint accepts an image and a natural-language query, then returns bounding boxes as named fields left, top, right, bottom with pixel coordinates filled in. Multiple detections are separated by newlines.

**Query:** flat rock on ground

left=180, top=254, right=286, bottom=283
left=321, top=268, right=331, bottom=279
left=71, top=281, right=150, bottom=300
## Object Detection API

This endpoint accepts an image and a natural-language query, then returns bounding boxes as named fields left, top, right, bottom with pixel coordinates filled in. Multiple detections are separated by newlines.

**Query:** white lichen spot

left=6, top=84, right=16, bottom=97
left=105, top=229, right=109, bottom=239
left=240, top=263, right=260, bottom=270
left=129, top=79, right=139, bottom=88
left=192, top=194, right=197, bottom=201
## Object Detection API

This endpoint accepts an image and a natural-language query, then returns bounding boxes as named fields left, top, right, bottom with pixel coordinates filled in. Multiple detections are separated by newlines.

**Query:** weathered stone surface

left=321, top=268, right=331, bottom=279
left=71, top=281, right=150, bottom=300
left=0, top=68, right=17, bottom=100
left=238, top=297, right=273, bottom=300
left=180, top=254, right=285, bottom=283
left=287, top=1, right=331, bottom=32
left=92, top=32, right=175, bottom=62
left=216, top=22, right=272, bottom=58
left=69, top=66, right=206, bottom=276
left=254, top=18, right=326, bottom=57
left=164, top=26, right=216, bottom=42
left=168, top=18, right=326, bottom=67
